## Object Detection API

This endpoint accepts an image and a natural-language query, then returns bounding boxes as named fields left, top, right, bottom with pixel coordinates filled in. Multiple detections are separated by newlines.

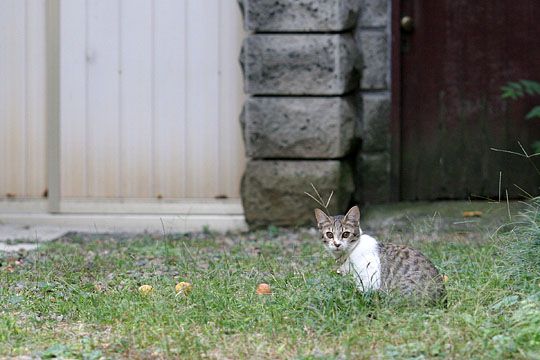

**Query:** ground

left=1, top=201, right=539, bottom=359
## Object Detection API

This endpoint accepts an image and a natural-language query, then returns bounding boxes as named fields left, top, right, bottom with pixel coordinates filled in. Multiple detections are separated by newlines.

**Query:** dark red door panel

left=396, top=0, right=540, bottom=200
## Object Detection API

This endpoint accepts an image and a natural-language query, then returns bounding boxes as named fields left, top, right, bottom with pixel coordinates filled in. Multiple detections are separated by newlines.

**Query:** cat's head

left=314, top=206, right=362, bottom=254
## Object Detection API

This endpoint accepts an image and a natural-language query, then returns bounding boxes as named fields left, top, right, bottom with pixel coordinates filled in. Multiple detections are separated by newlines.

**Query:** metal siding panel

left=153, top=0, right=187, bottom=198
left=185, top=0, right=220, bottom=197
left=218, top=0, right=245, bottom=198
left=119, top=0, right=153, bottom=197
left=0, top=0, right=26, bottom=198
left=53, top=0, right=244, bottom=202
left=60, top=0, right=87, bottom=198
left=86, top=0, right=121, bottom=197
left=25, top=0, right=47, bottom=198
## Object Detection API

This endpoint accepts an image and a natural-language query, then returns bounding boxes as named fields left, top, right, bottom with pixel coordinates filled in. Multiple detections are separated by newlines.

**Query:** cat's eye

left=326, top=232, right=334, bottom=239
left=342, top=232, right=350, bottom=238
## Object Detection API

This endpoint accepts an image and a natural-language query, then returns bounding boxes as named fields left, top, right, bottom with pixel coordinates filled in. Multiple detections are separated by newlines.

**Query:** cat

left=314, top=205, right=446, bottom=304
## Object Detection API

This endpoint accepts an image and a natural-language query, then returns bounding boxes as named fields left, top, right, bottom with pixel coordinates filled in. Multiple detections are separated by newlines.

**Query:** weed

left=501, top=80, right=540, bottom=152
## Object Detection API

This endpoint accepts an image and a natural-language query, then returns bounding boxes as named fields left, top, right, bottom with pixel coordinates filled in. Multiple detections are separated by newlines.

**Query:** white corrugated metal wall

left=0, top=0, right=47, bottom=199
left=0, top=0, right=245, bottom=210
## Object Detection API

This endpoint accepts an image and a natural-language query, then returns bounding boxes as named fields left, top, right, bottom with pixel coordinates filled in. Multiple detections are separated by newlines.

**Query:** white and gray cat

left=315, top=206, right=446, bottom=303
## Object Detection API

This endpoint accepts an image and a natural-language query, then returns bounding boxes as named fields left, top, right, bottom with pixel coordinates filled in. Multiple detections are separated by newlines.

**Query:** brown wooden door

left=394, top=0, right=540, bottom=200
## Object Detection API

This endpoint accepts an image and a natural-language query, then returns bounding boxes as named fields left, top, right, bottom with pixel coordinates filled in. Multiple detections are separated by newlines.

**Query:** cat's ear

left=343, top=205, right=360, bottom=225
left=314, top=208, right=331, bottom=226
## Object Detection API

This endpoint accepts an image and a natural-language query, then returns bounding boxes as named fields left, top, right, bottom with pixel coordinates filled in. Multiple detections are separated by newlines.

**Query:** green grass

left=1, top=202, right=540, bottom=359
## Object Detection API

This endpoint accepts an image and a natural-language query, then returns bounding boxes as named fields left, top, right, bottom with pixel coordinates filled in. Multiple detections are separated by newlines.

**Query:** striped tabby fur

left=315, top=206, right=446, bottom=303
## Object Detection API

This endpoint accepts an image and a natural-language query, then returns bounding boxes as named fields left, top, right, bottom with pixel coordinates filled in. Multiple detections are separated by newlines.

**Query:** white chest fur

left=339, top=234, right=381, bottom=291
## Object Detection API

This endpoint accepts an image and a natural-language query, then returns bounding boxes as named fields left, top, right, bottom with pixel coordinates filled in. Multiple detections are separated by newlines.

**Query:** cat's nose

left=334, top=242, right=341, bottom=248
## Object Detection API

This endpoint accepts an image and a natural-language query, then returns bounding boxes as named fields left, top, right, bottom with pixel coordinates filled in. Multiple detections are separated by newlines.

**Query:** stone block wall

left=241, top=34, right=359, bottom=94
left=355, top=0, right=392, bottom=204
left=242, top=161, right=354, bottom=226
left=238, top=0, right=392, bottom=227
left=238, top=0, right=361, bottom=227
left=241, top=97, right=357, bottom=159
left=240, top=0, right=360, bottom=32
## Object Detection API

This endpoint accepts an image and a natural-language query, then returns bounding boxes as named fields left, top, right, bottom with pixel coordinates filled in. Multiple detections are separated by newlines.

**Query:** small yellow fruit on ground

left=175, top=282, right=192, bottom=295
left=138, top=284, right=153, bottom=295
left=256, top=283, right=272, bottom=295
left=442, top=275, right=449, bottom=283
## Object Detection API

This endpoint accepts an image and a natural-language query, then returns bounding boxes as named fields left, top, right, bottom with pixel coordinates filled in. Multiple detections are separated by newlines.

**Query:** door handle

left=401, top=16, right=414, bottom=32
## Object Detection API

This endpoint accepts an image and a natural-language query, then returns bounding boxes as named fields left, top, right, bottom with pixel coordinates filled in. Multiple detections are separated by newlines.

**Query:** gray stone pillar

left=354, top=0, right=392, bottom=204
left=238, top=0, right=361, bottom=227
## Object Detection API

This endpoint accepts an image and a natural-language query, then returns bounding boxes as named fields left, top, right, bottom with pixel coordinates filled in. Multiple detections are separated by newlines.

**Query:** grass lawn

left=1, top=201, right=539, bottom=359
